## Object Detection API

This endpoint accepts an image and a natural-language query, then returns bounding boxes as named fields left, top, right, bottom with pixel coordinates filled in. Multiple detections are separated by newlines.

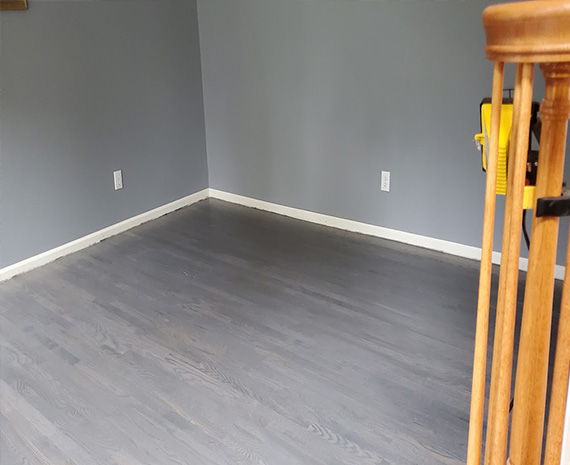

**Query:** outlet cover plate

left=113, top=170, right=123, bottom=190
left=381, top=171, right=390, bottom=192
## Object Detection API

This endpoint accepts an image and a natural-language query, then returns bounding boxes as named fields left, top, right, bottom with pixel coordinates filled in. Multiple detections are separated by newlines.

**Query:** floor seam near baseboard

left=0, top=188, right=209, bottom=282
left=1, top=187, right=564, bottom=282
left=208, top=188, right=565, bottom=281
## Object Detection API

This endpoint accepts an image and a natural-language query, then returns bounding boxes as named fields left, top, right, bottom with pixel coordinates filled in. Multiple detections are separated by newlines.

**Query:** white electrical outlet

left=113, top=170, right=123, bottom=190
left=381, top=171, right=390, bottom=192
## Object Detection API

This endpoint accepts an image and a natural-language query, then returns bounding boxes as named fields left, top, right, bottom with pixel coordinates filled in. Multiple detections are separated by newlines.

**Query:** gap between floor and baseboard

left=0, top=188, right=209, bottom=283
left=208, top=189, right=566, bottom=281
left=0, top=187, right=565, bottom=282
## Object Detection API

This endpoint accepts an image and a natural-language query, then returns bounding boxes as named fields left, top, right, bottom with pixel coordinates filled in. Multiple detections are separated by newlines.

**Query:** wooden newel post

left=544, top=227, right=570, bottom=465
left=509, top=62, right=570, bottom=465
left=467, top=2, right=570, bottom=465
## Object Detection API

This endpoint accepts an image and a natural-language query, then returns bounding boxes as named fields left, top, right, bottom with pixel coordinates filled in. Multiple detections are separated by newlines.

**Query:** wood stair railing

left=467, top=2, right=570, bottom=465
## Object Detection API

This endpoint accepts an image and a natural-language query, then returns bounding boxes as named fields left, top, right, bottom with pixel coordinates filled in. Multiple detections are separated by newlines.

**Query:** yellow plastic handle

left=475, top=133, right=486, bottom=170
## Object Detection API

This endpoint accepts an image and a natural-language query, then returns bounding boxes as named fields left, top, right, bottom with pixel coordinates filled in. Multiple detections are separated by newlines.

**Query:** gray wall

left=2, top=0, right=568, bottom=269
left=0, top=0, right=208, bottom=268
left=198, top=0, right=570, bottom=265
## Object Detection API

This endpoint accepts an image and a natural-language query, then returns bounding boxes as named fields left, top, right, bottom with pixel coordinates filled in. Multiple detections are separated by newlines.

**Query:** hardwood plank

left=0, top=199, right=561, bottom=464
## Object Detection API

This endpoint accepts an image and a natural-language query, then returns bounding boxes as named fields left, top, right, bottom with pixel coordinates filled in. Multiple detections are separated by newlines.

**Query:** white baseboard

left=209, top=188, right=566, bottom=281
left=0, top=189, right=209, bottom=283
left=2, top=187, right=564, bottom=283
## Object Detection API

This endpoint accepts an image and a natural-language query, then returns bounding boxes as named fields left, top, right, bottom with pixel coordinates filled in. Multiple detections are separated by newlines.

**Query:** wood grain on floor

left=1, top=199, right=548, bottom=465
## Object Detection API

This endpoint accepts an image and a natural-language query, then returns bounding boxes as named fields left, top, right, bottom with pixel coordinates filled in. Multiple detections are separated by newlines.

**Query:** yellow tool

left=475, top=98, right=536, bottom=209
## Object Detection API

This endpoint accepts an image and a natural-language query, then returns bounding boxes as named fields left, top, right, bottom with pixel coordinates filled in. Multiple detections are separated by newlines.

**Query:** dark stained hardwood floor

left=1, top=199, right=549, bottom=465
